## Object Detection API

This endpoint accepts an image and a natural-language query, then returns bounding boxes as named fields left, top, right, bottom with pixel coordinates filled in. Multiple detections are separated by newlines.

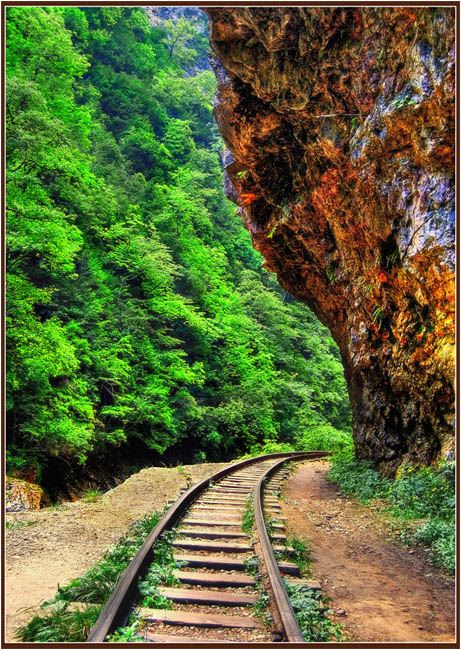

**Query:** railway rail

left=87, top=451, right=330, bottom=643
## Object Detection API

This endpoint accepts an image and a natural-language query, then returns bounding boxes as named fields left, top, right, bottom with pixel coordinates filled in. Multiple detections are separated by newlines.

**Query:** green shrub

left=413, top=519, right=455, bottom=573
left=387, top=463, right=455, bottom=521
left=284, top=582, right=341, bottom=642
left=297, top=424, right=352, bottom=453
left=328, top=445, right=391, bottom=502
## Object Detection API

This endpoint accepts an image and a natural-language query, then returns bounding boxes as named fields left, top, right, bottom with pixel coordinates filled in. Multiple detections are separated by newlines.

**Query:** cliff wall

left=206, top=7, right=455, bottom=472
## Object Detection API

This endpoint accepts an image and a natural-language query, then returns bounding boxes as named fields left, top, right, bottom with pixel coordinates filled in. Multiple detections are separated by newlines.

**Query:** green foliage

left=326, top=265, right=336, bottom=285
left=297, top=424, right=352, bottom=452
left=372, top=305, right=383, bottom=325
left=6, top=6, right=351, bottom=482
left=242, top=494, right=255, bottom=536
left=281, top=535, right=312, bottom=577
left=107, top=619, right=143, bottom=643
left=284, top=582, right=342, bottom=642
left=243, top=555, right=260, bottom=578
left=137, top=527, right=180, bottom=608
left=328, top=445, right=391, bottom=502
left=387, top=463, right=455, bottom=521
left=81, top=489, right=101, bottom=502
left=253, top=591, right=271, bottom=626
left=329, top=450, right=455, bottom=574
left=413, top=520, right=455, bottom=573
left=15, top=604, right=102, bottom=642
left=6, top=519, right=37, bottom=529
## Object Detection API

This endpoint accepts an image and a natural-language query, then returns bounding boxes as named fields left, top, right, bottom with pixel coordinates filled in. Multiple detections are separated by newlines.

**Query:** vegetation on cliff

left=6, top=7, right=351, bottom=486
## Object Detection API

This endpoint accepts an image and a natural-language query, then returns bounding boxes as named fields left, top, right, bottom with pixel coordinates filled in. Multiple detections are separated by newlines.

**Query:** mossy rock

left=6, top=477, right=43, bottom=512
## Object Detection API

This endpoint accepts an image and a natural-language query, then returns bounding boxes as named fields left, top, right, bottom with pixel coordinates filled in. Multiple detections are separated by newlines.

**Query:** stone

left=206, top=7, right=455, bottom=473
left=6, top=477, right=43, bottom=512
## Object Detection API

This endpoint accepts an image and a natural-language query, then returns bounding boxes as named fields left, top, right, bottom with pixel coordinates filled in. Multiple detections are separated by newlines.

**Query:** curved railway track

left=87, top=451, right=330, bottom=643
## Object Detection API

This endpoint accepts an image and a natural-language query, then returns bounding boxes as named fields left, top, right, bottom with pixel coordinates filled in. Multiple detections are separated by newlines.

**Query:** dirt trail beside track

left=282, top=460, right=455, bottom=643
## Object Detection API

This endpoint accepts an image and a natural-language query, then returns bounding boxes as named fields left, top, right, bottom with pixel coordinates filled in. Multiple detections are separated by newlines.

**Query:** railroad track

left=87, top=451, right=330, bottom=643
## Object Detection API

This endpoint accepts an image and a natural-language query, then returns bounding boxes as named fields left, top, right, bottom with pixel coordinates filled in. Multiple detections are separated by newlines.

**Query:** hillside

left=6, top=7, right=351, bottom=495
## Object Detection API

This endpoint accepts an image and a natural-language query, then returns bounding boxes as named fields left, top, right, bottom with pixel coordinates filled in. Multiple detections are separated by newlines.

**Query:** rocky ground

left=5, top=458, right=455, bottom=644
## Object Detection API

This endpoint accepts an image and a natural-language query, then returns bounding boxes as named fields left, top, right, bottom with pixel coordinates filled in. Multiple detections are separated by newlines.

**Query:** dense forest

left=6, top=6, right=351, bottom=488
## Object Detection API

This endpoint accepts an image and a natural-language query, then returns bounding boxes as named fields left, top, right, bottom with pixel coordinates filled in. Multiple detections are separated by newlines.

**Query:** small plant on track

left=275, top=534, right=312, bottom=577
left=242, top=494, right=255, bottom=536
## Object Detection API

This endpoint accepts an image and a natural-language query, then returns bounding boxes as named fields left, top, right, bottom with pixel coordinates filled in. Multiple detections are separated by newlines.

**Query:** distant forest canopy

left=6, top=6, right=351, bottom=486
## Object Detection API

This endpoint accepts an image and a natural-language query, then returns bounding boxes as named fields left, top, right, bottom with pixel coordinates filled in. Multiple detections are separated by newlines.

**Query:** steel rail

left=253, top=454, right=328, bottom=642
left=87, top=450, right=327, bottom=642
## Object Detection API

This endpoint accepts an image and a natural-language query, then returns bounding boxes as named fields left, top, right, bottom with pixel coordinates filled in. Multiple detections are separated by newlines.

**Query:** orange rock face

left=206, top=7, right=455, bottom=472
left=6, top=477, right=43, bottom=511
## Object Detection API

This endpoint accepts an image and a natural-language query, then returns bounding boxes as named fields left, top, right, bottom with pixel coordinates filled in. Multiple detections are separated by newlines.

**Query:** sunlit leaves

left=6, top=6, right=351, bottom=480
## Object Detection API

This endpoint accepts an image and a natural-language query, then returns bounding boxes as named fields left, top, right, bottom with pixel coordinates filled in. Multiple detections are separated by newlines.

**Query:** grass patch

left=15, top=604, right=102, bottom=642
left=284, top=582, right=342, bottom=641
left=328, top=445, right=455, bottom=574
left=14, top=510, right=165, bottom=642
left=6, top=519, right=37, bottom=529
left=81, top=489, right=101, bottom=503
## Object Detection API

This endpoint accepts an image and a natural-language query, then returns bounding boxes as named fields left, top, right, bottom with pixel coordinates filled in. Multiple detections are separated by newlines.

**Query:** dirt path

left=5, top=462, right=227, bottom=643
left=282, top=460, right=455, bottom=643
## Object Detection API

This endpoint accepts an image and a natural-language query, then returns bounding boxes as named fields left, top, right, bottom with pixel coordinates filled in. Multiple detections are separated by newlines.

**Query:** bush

left=413, top=519, right=455, bottom=573
left=328, top=445, right=391, bottom=502
left=284, top=583, right=341, bottom=642
left=239, top=441, right=296, bottom=460
left=297, top=424, right=352, bottom=453
left=387, top=463, right=455, bottom=521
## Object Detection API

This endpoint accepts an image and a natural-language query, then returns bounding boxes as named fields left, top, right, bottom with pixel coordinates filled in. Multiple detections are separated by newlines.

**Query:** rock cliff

left=206, top=7, right=455, bottom=472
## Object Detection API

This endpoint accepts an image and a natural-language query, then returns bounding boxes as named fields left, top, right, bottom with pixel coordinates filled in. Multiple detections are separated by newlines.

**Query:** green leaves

left=6, top=6, right=351, bottom=481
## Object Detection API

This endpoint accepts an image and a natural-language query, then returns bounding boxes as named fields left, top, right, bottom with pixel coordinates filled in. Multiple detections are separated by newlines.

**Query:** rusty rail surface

left=87, top=450, right=330, bottom=643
